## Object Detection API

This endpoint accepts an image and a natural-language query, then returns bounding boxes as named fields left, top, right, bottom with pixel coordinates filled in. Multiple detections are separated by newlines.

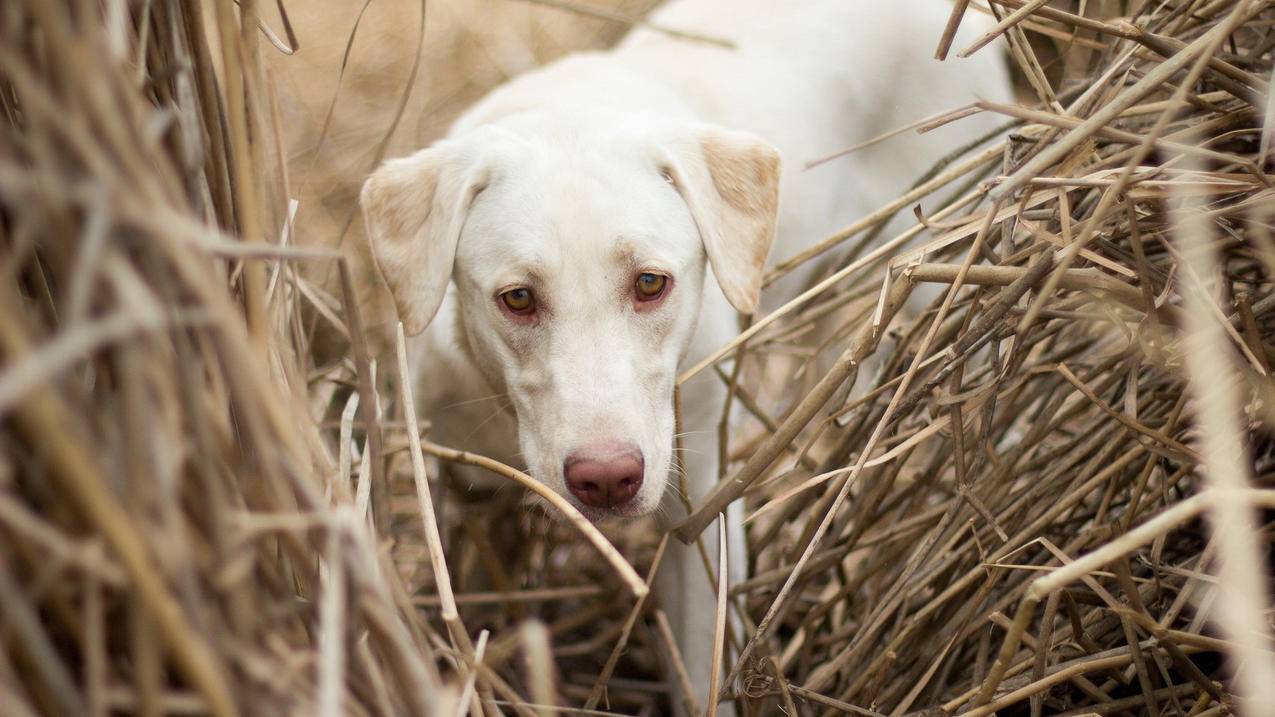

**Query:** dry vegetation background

left=3, top=1, right=1275, bottom=717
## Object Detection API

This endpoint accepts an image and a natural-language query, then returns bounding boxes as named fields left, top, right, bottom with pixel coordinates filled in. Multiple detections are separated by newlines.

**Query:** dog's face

left=362, top=114, right=779, bottom=520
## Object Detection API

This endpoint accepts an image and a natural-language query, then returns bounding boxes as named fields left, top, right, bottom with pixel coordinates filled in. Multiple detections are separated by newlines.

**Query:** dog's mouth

left=522, top=474, right=653, bottom=522
left=570, top=497, right=649, bottom=523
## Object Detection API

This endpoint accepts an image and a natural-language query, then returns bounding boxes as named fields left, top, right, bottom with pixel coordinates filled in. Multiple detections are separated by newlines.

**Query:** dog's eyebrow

left=492, top=265, right=543, bottom=289
left=611, top=236, right=674, bottom=272
left=471, top=244, right=548, bottom=288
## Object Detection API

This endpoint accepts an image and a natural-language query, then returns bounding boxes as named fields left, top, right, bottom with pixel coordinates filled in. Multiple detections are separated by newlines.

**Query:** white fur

left=362, top=1, right=1011, bottom=712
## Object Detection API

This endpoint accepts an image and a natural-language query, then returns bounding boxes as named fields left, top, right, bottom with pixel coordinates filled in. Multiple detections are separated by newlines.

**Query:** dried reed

left=2, top=1, right=1274, bottom=716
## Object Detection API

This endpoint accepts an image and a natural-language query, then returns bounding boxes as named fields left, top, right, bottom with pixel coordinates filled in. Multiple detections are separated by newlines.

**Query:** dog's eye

left=635, top=273, right=667, bottom=301
left=500, top=288, right=535, bottom=314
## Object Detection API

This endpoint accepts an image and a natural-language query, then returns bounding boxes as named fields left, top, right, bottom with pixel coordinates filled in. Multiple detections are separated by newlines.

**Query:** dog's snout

left=564, top=443, right=644, bottom=509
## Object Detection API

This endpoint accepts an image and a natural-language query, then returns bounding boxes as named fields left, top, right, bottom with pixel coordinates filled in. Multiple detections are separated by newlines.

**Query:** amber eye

left=635, top=273, right=667, bottom=301
left=500, top=287, right=535, bottom=314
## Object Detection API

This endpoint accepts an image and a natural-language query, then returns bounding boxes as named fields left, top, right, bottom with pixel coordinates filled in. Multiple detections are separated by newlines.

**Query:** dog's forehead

left=458, top=137, right=698, bottom=277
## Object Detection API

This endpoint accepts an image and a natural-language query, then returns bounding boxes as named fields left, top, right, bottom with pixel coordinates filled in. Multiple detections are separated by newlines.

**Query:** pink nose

left=563, top=444, right=644, bottom=510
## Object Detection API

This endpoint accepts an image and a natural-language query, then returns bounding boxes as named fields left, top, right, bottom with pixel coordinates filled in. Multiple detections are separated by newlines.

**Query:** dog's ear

left=666, top=127, right=781, bottom=315
left=360, top=141, right=488, bottom=335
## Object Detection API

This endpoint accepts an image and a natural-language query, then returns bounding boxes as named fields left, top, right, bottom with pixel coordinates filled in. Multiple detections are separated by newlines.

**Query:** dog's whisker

left=459, top=400, right=514, bottom=443
left=666, top=482, right=690, bottom=502
left=439, top=392, right=510, bottom=410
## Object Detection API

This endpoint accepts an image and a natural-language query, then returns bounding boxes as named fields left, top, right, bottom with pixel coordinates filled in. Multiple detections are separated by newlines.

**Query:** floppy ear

left=360, top=141, right=488, bottom=335
left=666, top=127, right=781, bottom=315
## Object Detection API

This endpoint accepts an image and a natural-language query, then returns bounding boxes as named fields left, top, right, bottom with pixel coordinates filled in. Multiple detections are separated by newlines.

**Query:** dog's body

left=363, top=1, right=1010, bottom=711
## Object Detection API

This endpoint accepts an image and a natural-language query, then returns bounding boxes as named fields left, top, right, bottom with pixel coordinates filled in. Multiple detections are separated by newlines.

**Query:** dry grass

left=2, top=1, right=1274, bottom=716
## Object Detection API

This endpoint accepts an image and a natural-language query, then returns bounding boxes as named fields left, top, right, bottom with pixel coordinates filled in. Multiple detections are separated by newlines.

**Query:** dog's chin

left=571, top=497, right=655, bottom=523
left=524, top=487, right=657, bottom=523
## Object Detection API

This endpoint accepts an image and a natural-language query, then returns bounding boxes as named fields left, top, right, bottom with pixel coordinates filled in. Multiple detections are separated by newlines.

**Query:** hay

left=0, top=2, right=446, bottom=714
left=2, top=1, right=1274, bottom=716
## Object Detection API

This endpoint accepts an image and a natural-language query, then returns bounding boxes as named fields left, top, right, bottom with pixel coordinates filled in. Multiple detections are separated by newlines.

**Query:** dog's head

left=361, top=113, right=780, bottom=520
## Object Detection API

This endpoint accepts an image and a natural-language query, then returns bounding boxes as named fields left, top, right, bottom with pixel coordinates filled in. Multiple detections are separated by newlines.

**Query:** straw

left=5, top=1, right=1274, bottom=714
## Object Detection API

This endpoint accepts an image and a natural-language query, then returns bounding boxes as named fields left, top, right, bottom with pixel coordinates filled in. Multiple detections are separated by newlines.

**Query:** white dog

left=361, top=0, right=1010, bottom=711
